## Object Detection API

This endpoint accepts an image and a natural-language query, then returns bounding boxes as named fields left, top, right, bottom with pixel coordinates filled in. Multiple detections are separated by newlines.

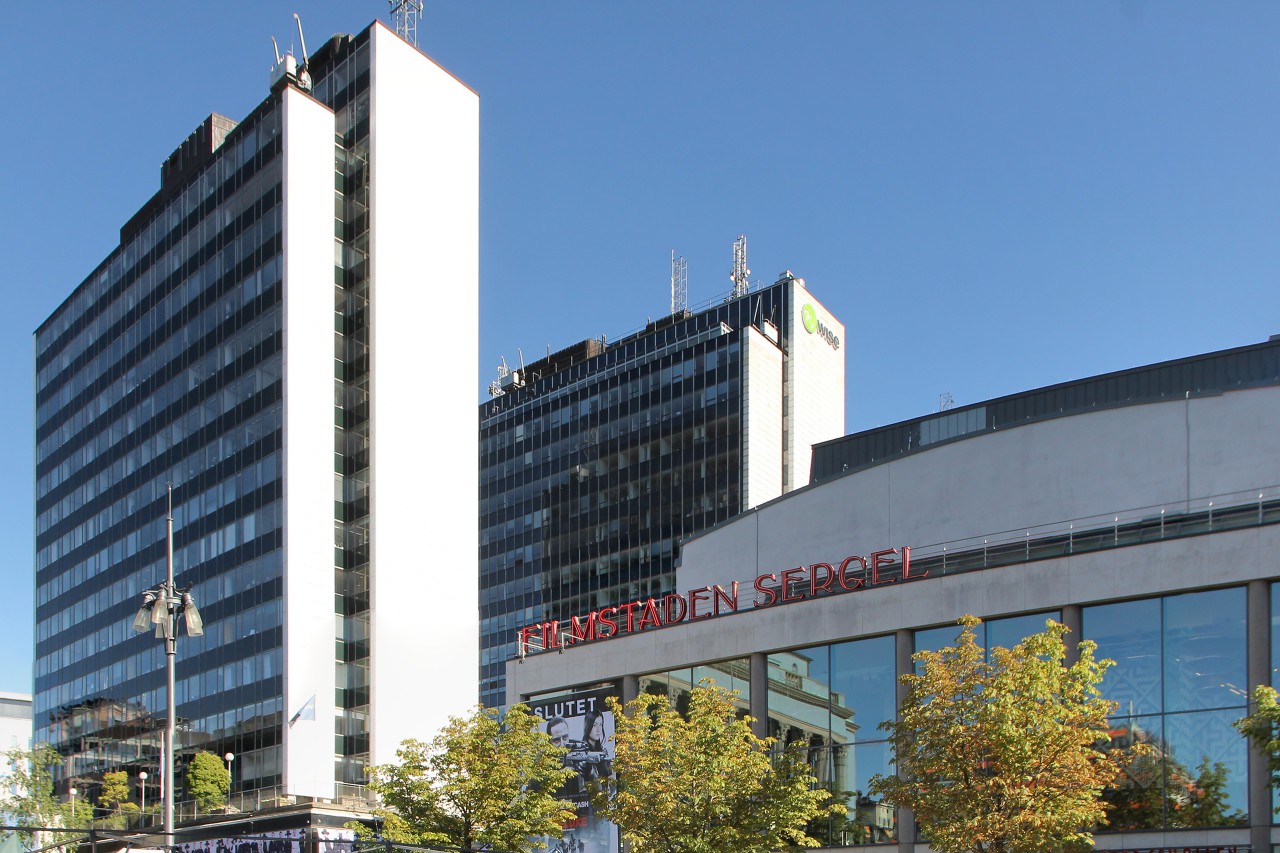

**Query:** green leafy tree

left=353, top=704, right=575, bottom=853
left=1, top=743, right=82, bottom=849
left=1181, top=757, right=1244, bottom=827
left=1236, top=683, right=1280, bottom=811
left=870, top=616, right=1125, bottom=853
left=185, top=751, right=230, bottom=814
left=97, top=770, right=129, bottom=814
left=95, top=770, right=140, bottom=829
left=591, top=683, right=842, bottom=853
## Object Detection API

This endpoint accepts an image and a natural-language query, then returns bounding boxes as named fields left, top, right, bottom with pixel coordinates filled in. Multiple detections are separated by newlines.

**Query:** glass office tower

left=34, top=20, right=477, bottom=802
left=479, top=275, right=845, bottom=707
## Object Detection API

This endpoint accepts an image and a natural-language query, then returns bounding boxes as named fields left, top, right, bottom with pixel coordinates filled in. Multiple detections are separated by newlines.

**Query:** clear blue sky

left=1, top=2, right=1276, bottom=693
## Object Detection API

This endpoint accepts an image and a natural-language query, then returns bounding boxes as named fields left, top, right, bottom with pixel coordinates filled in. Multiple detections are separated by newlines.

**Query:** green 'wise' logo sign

left=800, top=303, right=840, bottom=350
left=801, top=303, right=818, bottom=334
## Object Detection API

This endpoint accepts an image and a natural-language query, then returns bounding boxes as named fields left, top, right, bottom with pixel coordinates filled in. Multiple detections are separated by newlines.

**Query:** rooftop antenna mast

left=292, top=13, right=313, bottom=89
left=293, top=13, right=310, bottom=64
left=390, top=0, right=425, bottom=46
left=730, top=235, right=750, bottom=298
left=670, top=250, right=688, bottom=316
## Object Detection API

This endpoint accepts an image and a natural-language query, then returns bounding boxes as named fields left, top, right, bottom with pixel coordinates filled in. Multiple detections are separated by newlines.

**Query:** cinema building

left=508, top=335, right=1280, bottom=853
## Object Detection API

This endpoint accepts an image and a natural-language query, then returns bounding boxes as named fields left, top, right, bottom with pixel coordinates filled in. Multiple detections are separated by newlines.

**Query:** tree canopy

left=186, top=750, right=230, bottom=813
left=1236, top=684, right=1280, bottom=812
left=870, top=616, right=1124, bottom=853
left=97, top=770, right=129, bottom=813
left=356, top=703, right=575, bottom=853
left=2, top=743, right=82, bottom=850
left=591, top=683, right=841, bottom=853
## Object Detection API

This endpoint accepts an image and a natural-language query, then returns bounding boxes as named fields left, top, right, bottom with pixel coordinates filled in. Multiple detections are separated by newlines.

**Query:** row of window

left=37, top=432, right=281, bottom=604
left=37, top=224, right=283, bottom=471
left=481, top=349, right=732, bottom=460
left=36, top=101, right=283, bottom=371
left=36, top=180, right=282, bottom=432
left=36, top=511, right=284, bottom=687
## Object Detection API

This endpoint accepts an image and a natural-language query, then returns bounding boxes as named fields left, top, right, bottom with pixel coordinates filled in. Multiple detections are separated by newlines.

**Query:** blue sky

left=1, top=2, right=1276, bottom=693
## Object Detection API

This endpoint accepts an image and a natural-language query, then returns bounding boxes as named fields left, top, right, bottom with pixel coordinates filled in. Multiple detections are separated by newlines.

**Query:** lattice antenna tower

left=389, top=0, right=424, bottom=46
left=939, top=392, right=955, bottom=411
left=730, top=235, right=750, bottom=298
left=670, top=250, right=688, bottom=315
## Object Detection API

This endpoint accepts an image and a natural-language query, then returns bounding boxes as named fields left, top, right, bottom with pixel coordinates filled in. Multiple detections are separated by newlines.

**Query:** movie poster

left=528, top=689, right=619, bottom=853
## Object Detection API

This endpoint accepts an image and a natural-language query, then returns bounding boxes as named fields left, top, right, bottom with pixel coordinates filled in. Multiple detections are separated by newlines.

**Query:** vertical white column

left=367, top=23, right=480, bottom=761
left=784, top=281, right=845, bottom=489
left=281, top=86, right=339, bottom=799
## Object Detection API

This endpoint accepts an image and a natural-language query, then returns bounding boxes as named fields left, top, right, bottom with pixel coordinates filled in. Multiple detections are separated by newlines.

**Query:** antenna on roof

left=730, top=235, right=750, bottom=298
left=939, top=393, right=955, bottom=411
left=670, top=250, right=688, bottom=316
left=268, top=17, right=311, bottom=92
left=293, top=13, right=310, bottom=64
left=390, top=0, right=425, bottom=46
left=291, top=13, right=312, bottom=90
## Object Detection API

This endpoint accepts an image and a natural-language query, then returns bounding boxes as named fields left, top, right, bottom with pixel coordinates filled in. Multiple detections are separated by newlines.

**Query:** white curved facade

left=508, top=342, right=1280, bottom=853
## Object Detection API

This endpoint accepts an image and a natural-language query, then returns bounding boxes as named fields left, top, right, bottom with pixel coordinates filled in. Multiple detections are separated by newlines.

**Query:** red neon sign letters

left=518, top=546, right=921, bottom=654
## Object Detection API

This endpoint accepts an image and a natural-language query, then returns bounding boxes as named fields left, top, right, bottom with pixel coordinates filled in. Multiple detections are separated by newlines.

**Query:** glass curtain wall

left=1084, top=588, right=1248, bottom=830
left=35, top=100, right=289, bottom=794
left=310, top=35, right=373, bottom=788
left=480, top=285, right=788, bottom=707
left=768, top=636, right=898, bottom=847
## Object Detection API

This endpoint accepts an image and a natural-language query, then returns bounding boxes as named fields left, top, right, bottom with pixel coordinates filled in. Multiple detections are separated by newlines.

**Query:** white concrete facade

left=281, top=86, right=341, bottom=799
left=510, top=386, right=1280, bottom=689
left=507, top=379, right=1280, bottom=853
left=367, top=23, right=480, bottom=761
left=783, top=280, right=844, bottom=490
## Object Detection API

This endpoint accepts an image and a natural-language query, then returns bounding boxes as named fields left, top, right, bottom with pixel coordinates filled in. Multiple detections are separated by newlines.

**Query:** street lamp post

left=131, top=486, right=203, bottom=851
left=139, top=771, right=148, bottom=822
left=223, top=753, right=234, bottom=812
left=69, top=787, right=77, bottom=826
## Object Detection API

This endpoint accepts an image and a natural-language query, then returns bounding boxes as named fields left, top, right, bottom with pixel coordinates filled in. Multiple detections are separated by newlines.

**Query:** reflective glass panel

left=915, top=623, right=975, bottom=657
left=694, top=657, right=750, bottom=701
left=846, top=741, right=898, bottom=843
left=1084, top=599, right=1162, bottom=717
left=1101, top=713, right=1165, bottom=831
left=830, top=635, right=896, bottom=742
left=1164, top=588, right=1246, bottom=712
left=1273, top=583, right=1280, bottom=689
left=986, top=611, right=1060, bottom=652
left=1162, top=709, right=1247, bottom=827
left=768, top=647, right=831, bottom=749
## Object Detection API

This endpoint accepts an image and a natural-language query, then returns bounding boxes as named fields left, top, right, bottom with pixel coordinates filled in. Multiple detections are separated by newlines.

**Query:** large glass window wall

left=768, top=636, right=898, bottom=847
left=33, top=94, right=291, bottom=794
left=595, top=590, right=1254, bottom=847
left=639, top=659, right=751, bottom=718
left=1084, top=588, right=1248, bottom=831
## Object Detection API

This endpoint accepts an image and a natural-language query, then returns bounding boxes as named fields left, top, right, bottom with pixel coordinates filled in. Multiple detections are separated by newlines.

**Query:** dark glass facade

left=479, top=287, right=791, bottom=708
left=34, top=27, right=377, bottom=798
left=311, top=28, right=375, bottom=792
left=35, top=91, right=289, bottom=794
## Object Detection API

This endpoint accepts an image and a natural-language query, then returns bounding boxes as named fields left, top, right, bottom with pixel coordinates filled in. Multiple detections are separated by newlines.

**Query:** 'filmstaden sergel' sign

left=519, top=545, right=922, bottom=653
